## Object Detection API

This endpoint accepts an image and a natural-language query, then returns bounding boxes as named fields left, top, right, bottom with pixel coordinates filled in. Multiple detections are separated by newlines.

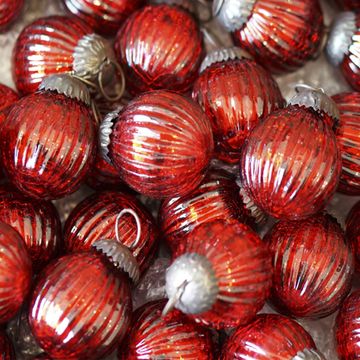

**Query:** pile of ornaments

left=0, top=0, right=359, bottom=359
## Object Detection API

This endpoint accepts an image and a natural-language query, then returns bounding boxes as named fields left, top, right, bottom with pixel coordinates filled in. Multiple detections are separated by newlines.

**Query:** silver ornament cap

left=39, top=74, right=91, bottom=106
left=164, top=253, right=219, bottom=315
left=292, top=348, right=325, bottom=360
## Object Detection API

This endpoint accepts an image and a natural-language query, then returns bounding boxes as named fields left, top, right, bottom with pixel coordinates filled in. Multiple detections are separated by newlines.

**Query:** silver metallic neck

left=326, top=11, right=357, bottom=66
left=292, top=349, right=325, bottom=360
left=213, top=0, right=257, bottom=32
left=149, top=0, right=196, bottom=13
left=39, top=74, right=91, bottom=106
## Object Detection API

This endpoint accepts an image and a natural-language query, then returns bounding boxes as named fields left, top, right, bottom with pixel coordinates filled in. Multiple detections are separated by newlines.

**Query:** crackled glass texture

left=29, top=252, right=132, bottom=360
left=63, top=0, right=145, bottom=36
left=114, top=4, right=204, bottom=94
left=0, top=222, right=31, bottom=324
left=1, top=91, right=96, bottom=200
left=0, top=330, right=15, bottom=360
left=119, top=300, right=213, bottom=359
left=109, top=90, right=213, bottom=198
left=233, top=0, right=324, bottom=73
left=265, top=213, right=354, bottom=318
left=0, top=0, right=24, bottom=31
left=221, top=314, right=323, bottom=360
left=346, top=200, right=360, bottom=272
left=173, top=220, right=272, bottom=329
left=64, top=191, right=158, bottom=274
left=0, top=83, right=18, bottom=126
left=240, top=106, right=342, bottom=220
left=333, top=92, right=360, bottom=194
left=13, top=15, right=92, bottom=95
left=192, top=58, right=285, bottom=163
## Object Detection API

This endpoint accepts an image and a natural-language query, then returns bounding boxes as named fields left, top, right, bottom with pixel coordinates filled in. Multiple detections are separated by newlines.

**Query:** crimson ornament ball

left=0, top=0, right=24, bottom=31
left=346, top=200, right=360, bottom=272
left=240, top=85, right=342, bottom=220
left=0, top=84, right=18, bottom=127
left=0, top=330, right=15, bottom=360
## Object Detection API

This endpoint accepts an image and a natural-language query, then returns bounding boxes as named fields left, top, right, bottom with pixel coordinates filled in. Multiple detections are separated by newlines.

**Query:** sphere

left=0, top=0, right=24, bottom=31
left=346, top=200, right=360, bottom=272
left=0, top=330, right=15, bottom=360
left=0, top=83, right=18, bottom=127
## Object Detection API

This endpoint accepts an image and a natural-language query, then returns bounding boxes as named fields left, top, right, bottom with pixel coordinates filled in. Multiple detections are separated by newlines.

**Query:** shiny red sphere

left=233, top=0, right=324, bottom=73
left=0, top=330, right=15, bottom=360
left=221, top=314, right=323, bottom=359
left=119, top=300, right=213, bottom=359
left=64, top=0, right=145, bottom=36
left=1, top=91, right=96, bottom=199
left=0, top=0, right=24, bottom=31
left=0, top=84, right=18, bottom=127
left=265, top=213, right=354, bottom=318
left=192, top=57, right=284, bottom=163
left=108, top=90, right=213, bottom=198
left=346, top=200, right=360, bottom=272
left=13, top=15, right=92, bottom=95
left=114, top=4, right=204, bottom=94
left=64, top=191, right=158, bottom=274
left=336, top=0, right=360, bottom=10
left=29, top=252, right=132, bottom=360
left=173, top=219, right=272, bottom=329
left=240, top=105, right=342, bottom=220
left=0, top=221, right=32, bottom=323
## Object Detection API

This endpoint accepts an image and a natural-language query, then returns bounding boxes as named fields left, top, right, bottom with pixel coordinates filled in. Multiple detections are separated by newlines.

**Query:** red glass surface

left=173, top=219, right=272, bottom=329
left=159, top=171, right=251, bottom=252
left=13, top=15, right=92, bottom=95
left=1, top=91, right=96, bottom=200
left=64, top=0, right=145, bottom=36
left=114, top=4, right=204, bottom=94
left=0, top=0, right=24, bottom=31
left=29, top=252, right=132, bottom=360
left=64, top=191, right=158, bottom=274
left=109, top=90, right=213, bottom=198
left=346, top=200, right=360, bottom=272
left=0, top=330, right=15, bottom=360
left=192, top=58, right=284, bottom=163
left=265, top=213, right=354, bottom=318
left=233, top=0, right=324, bottom=73
left=119, top=300, right=213, bottom=359
left=336, top=0, right=360, bottom=10
left=336, top=289, right=360, bottom=359
left=0, top=222, right=31, bottom=323
left=221, top=314, right=322, bottom=359
left=0, top=84, right=18, bottom=127
left=332, top=92, right=360, bottom=194
left=240, top=105, right=342, bottom=220
left=0, top=189, right=61, bottom=270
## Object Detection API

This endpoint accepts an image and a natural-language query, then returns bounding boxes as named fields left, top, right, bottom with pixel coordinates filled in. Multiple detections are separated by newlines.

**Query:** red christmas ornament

left=119, top=300, right=214, bottom=359
left=114, top=4, right=204, bottom=94
left=0, top=0, right=24, bottom=31
left=0, top=330, right=15, bottom=360
left=164, top=219, right=272, bottom=329
left=192, top=47, right=284, bottom=163
left=335, top=289, right=360, bottom=359
left=332, top=92, right=360, bottom=194
left=327, top=12, right=360, bottom=91
left=336, top=0, right=360, bottom=10
left=213, top=0, right=324, bottom=73
left=240, top=86, right=342, bottom=220
left=1, top=74, right=96, bottom=200
left=265, top=213, right=354, bottom=318
left=0, top=221, right=31, bottom=324
left=100, top=90, right=213, bottom=198
left=64, top=191, right=158, bottom=274
left=221, top=314, right=324, bottom=359
left=63, top=0, right=145, bottom=36
left=346, top=200, right=360, bottom=272
left=0, top=84, right=18, bottom=127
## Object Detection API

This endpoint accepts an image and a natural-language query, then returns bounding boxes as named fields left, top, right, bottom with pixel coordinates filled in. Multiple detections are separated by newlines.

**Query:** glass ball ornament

left=0, top=83, right=18, bottom=127
left=0, top=0, right=24, bottom=31
left=0, top=330, right=15, bottom=360
left=346, top=200, right=360, bottom=272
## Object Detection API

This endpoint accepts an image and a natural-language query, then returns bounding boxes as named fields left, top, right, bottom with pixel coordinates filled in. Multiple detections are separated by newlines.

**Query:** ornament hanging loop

left=162, top=280, right=188, bottom=317
left=115, top=208, right=141, bottom=250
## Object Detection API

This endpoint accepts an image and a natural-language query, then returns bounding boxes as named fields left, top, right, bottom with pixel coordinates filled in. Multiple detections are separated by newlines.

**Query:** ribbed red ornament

left=0, top=222, right=31, bottom=324
left=0, top=0, right=24, bottom=31
left=108, top=90, right=213, bottom=198
left=114, top=4, right=204, bottom=94
left=265, top=213, right=354, bottom=318
left=0, top=189, right=61, bottom=270
left=232, top=0, right=324, bottom=73
left=346, top=200, right=360, bottom=272
left=13, top=16, right=92, bottom=95
left=64, top=191, right=158, bottom=273
left=192, top=56, right=284, bottom=163
left=0, top=331, right=15, bottom=360
left=1, top=91, right=96, bottom=200
left=63, top=0, right=145, bottom=36
left=0, top=84, right=18, bottom=127
left=332, top=92, right=360, bottom=194
left=240, top=105, right=341, bottom=220
left=336, top=0, right=360, bottom=10
left=119, top=300, right=213, bottom=359
left=221, top=314, right=324, bottom=359
left=29, top=252, right=132, bottom=360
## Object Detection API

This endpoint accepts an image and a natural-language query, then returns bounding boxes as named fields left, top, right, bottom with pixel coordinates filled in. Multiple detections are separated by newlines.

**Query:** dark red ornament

left=221, top=314, right=324, bottom=359
left=332, top=92, right=360, bottom=194
left=101, top=90, right=213, bottom=198
left=64, top=191, right=158, bottom=274
left=63, top=0, right=145, bottom=36
left=0, top=330, right=15, bottom=360
left=0, top=221, right=32, bottom=323
left=0, top=84, right=18, bottom=127
left=336, top=0, right=360, bottom=10
left=0, top=0, right=24, bottom=31
left=346, top=200, right=360, bottom=272
left=114, top=4, right=204, bottom=94
left=265, top=213, right=354, bottom=318
left=240, top=86, right=342, bottom=220
left=119, top=300, right=213, bottom=359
